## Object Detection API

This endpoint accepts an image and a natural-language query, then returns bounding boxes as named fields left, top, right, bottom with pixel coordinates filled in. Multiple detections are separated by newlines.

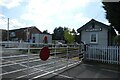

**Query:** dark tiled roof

left=9, top=26, right=42, bottom=33
left=77, top=19, right=111, bottom=32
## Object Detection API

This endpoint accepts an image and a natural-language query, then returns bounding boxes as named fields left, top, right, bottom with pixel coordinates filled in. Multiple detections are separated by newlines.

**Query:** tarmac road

left=48, top=63, right=120, bottom=80
left=1, top=51, right=80, bottom=80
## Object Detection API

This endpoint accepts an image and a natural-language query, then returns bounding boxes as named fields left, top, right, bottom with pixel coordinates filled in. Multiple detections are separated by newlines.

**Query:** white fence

left=0, top=42, right=84, bottom=79
left=85, top=45, right=120, bottom=64
left=0, top=41, right=28, bottom=48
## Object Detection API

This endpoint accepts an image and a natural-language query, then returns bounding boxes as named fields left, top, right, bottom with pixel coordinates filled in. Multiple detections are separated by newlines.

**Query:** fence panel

left=86, top=45, right=120, bottom=65
left=0, top=42, right=84, bottom=79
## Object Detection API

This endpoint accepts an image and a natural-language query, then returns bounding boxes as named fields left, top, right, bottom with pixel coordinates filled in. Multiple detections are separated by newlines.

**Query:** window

left=10, top=32, right=16, bottom=37
left=90, top=33, right=98, bottom=43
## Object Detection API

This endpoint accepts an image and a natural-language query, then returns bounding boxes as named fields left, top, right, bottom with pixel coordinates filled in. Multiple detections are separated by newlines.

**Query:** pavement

left=48, top=63, right=120, bottom=80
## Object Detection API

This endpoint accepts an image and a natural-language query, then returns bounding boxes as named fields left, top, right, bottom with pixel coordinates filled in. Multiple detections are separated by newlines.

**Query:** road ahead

left=48, top=63, right=119, bottom=80
left=1, top=50, right=80, bottom=80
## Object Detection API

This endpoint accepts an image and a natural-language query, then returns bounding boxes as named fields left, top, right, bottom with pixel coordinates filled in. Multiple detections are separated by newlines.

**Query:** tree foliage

left=52, top=26, right=64, bottom=40
left=115, top=35, right=120, bottom=45
left=43, top=30, right=49, bottom=34
left=71, top=28, right=77, bottom=35
left=102, top=2, right=120, bottom=33
left=64, top=28, right=75, bottom=44
left=52, top=26, right=79, bottom=43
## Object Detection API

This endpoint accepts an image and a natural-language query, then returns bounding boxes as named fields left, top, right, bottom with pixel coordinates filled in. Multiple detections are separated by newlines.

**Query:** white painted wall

left=32, top=34, right=52, bottom=43
left=81, top=25, right=108, bottom=46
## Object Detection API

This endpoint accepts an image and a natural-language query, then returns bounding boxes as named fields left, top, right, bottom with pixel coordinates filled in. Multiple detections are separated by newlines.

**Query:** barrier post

left=27, top=43, right=30, bottom=78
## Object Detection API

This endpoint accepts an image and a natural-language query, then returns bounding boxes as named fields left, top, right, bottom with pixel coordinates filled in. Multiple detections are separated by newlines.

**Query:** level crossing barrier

left=0, top=42, right=85, bottom=79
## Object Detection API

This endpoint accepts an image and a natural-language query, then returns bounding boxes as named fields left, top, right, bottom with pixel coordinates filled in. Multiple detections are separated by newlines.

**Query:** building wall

left=32, top=34, right=52, bottom=43
left=10, top=27, right=41, bottom=42
left=0, top=30, right=2, bottom=41
left=81, top=25, right=108, bottom=46
left=1, top=30, right=7, bottom=41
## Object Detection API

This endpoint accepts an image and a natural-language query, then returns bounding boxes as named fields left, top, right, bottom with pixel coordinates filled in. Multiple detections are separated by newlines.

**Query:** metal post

left=53, top=43, right=57, bottom=72
left=66, top=45, right=69, bottom=68
left=78, top=44, right=80, bottom=61
left=54, top=44, right=57, bottom=58
left=83, top=44, right=87, bottom=61
left=27, top=28, right=29, bottom=42
left=27, top=27, right=30, bottom=78
left=7, top=18, right=9, bottom=42
left=7, top=18, right=9, bottom=47
left=67, top=45, right=69, bottom=59
left=27, top=43, right=30, bottom=78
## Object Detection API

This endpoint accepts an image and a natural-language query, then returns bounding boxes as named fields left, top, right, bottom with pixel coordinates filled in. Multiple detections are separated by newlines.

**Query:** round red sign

left=39, top=47, right=50, bottom=61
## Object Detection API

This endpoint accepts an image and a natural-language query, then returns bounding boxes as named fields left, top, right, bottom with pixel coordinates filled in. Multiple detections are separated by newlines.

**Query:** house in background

left=32, top=33, right=52, bottom=44
left=9, top=26, right=42, bottom=42
left=9, top=26, right=52, bottom=43
left=0, top=29, right=3, bottom=41
left=0, top=29, right=7, bottom=41
left=77, top=19, right=117, bottom=46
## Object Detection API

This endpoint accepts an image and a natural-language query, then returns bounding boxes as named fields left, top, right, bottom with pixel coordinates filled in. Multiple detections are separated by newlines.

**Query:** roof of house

left=77, top=19, right=116, bottom=35
left=10, top=26, right=42, bottom=33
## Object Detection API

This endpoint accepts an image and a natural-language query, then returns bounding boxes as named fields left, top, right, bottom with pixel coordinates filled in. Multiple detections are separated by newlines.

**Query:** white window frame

left=90, top=33, right=98, bottom=44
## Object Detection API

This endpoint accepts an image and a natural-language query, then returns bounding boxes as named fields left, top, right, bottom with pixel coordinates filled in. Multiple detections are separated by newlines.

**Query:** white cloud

left=0, top=13, right=27, bottom=30
left=0, top=0, right=106, bottom=34
left=74, top=13, right=91, bottom=23
left=10, top=19, right=27, bottom=29
left=0, top=0, right=22, bottom=9
left=20, top=0, right=94, bottom=33
left=0, top=14, right=7, bottom=29
left=22, top=0, right=93, bottom=17
left=104, top=20, right=110, bottom=25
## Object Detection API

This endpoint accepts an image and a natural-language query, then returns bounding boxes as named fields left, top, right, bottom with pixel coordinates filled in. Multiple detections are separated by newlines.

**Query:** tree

left=53, top=26, right=64, bottom=40
left=64, top=28, right=75, bottom=44
left=115, top=35, right=120, bottom=45
left=102, top=2, right=120, bottom=33
left=71, top=28, right=77, bottom=35
left=43, top=30, right=49, bottom=34
left=71, top=28, right=79, bottom=42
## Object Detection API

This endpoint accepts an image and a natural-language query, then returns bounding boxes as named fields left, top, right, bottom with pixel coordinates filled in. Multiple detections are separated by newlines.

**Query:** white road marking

left=16, top=62, right=67, bottom=79
left=0, top=55, right=28, bottom=59
left=1, top=54, right=38, bottom=59
left=1, top=56, right=64, bottom=67
left=16, top=60, right=79, bottom=79
left=31, top=61, right=81, bottom=79
left=0, top=59, right=40, bottom=67
left=1, top=56, right=55, bottom=67
left=1, top=57, right=39, bottom=65
left=0, top=59, right=67, bottom=76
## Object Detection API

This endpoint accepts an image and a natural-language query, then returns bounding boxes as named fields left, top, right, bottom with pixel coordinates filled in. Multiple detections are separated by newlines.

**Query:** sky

left=0, top=0, right=110, bottom=33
